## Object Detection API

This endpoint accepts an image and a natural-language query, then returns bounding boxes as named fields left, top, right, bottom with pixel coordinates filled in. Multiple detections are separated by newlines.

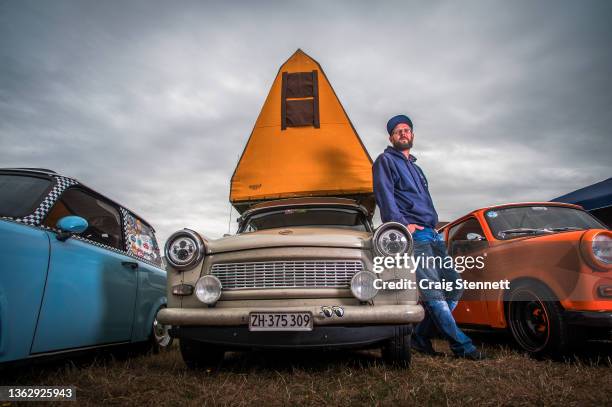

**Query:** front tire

left=381, top=325, right=412, bottom=367
left=506, top=282, right=573, bottom=358
left=179, top=338, right=225, bottom=369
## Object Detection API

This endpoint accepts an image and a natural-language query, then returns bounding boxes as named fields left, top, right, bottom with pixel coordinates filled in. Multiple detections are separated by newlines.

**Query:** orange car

left=438, top=202, right=611, bottom=357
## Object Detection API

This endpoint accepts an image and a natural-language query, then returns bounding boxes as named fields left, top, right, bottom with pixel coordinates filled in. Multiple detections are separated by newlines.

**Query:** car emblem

left=279, top=230, right=293, bottom=235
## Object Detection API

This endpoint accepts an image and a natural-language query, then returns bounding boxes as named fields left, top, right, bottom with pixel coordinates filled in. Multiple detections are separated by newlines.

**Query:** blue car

left=0, top=168, right=170, bottom=364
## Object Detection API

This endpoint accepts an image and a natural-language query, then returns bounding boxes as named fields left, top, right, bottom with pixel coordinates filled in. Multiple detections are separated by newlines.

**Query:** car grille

left=210, top=260, right=364, bottom=290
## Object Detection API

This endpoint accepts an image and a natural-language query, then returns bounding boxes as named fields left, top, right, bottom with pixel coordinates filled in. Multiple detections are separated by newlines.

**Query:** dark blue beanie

left=386, top=114, right=413, bottom=135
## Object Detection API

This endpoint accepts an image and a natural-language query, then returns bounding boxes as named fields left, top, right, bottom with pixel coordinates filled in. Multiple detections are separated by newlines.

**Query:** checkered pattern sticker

left=15, top=175, right=77, bottom=226
left=120, top=207, right=130, bottom=249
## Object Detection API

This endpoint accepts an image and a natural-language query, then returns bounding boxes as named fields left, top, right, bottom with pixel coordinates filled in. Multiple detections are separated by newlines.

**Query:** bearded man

left=372, top=114, right=486, bottom=360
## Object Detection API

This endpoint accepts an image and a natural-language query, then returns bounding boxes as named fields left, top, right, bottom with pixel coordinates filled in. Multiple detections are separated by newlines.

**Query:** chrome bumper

left=157, top=304, right=424, bottom=326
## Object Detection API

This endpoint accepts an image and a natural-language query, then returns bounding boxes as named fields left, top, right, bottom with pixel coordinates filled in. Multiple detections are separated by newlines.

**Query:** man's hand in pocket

left=407, top=224, right=424, bottom=234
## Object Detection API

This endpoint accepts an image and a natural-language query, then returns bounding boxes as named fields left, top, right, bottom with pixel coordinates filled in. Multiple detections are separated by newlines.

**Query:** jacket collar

left=385, top=146, right=417, bottom=162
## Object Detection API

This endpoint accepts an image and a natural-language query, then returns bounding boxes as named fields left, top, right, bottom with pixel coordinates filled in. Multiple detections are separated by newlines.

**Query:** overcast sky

left=1, top=0, right=611, bottom=245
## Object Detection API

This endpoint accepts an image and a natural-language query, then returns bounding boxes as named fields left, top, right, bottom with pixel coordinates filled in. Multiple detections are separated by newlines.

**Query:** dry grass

left=2, top=333, right=611, bottom=406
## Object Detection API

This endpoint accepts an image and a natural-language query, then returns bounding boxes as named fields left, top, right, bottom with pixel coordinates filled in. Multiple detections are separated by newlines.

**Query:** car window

left=240, top=208, right=370, bottom=232
left=43, top=188, right=123, bottom=250
left=0, top=174, right=52, bottom=218
left=124, top=211, right=162, bottom=266
left=485, top=205, right=607, bottom=239
left=590, top=206, right=611, bottom=229
left=448, top=217, right=487, bottom=256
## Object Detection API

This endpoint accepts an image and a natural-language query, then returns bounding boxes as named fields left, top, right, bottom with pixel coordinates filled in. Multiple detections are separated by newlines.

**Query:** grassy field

left=2, top=333, right=611, bottom=406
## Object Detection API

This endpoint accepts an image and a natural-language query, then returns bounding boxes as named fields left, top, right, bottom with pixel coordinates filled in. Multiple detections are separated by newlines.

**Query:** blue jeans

left=412, top=228, right=476, bottom=355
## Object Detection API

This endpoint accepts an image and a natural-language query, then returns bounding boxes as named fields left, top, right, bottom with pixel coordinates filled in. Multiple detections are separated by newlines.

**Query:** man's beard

left=393, top=139, right=413, bottom=150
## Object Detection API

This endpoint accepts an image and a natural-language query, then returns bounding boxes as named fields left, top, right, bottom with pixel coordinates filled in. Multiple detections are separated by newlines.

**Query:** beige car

left=157, top=197, right=424, bottom=368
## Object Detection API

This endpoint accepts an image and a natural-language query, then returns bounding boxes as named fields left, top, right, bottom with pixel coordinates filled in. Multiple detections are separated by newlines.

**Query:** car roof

left=240, top=197, right=369, bottom=219
left=1, top=167, right=58, bottom=175
left=0, top=168, right=156, bottom=231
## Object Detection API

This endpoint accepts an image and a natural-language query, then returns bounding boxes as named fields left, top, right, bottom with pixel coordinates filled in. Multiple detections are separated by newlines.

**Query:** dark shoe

left=455, top=350, right=488, bottom=360
left=411, top=342, right=446, bottom=357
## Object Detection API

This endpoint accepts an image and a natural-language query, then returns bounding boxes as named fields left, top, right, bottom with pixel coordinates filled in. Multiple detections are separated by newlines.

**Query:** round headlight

left=350, top=270, right=379, bottom=301
left=164, top=229, right=205, bottom=270
left=195, top=275, right=222, bottom=304
left=373, top=222, right=413, bottom=257
left=580, top=230, right=612, bottom=271
left=592, top=233, right=612, bottom=265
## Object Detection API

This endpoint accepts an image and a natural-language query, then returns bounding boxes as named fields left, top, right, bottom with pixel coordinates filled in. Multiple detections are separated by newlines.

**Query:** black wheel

left=381, top=325, right=412, bottom=367
left=179, top=338, right=225, bottom=369
left=506, top=282, right=573, bottom=358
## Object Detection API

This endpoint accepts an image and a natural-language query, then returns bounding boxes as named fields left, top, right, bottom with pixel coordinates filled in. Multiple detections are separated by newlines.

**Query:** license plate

left=248, top=312, right=313, bottom=331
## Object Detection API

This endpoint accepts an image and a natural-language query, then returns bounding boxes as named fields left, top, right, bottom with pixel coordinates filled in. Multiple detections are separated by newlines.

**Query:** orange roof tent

left=230, top=49, right=374, bottom=213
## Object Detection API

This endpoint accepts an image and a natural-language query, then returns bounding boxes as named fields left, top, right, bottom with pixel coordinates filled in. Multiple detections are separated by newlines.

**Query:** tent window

left=281, top=70, right=320, bottom=129
left=286, top=72, right=314, bottom=98
left=286, top=99, right=314, bottom=127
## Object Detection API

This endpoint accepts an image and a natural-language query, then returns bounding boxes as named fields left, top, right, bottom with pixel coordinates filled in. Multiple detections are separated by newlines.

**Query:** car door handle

left=121, top=261, right=139, bottom=270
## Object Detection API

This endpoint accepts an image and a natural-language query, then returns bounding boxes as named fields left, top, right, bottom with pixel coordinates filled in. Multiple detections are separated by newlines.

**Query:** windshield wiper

left=498, top=228, right=553, bottom=237
left=547, top=227, right=584, bottom=232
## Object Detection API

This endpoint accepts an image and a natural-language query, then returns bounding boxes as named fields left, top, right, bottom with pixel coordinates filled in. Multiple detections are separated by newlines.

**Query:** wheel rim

left=508, top=289, right=551, bottom=353
left=153, top=317, right=172, bottom=347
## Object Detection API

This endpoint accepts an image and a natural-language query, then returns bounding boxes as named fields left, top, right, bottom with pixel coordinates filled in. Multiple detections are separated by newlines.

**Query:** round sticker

left=487, top=211, right=498, bottom=218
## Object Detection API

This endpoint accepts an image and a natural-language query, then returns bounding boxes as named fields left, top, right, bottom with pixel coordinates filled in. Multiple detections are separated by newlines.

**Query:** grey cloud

left=1, top=0, right=611, bottom=244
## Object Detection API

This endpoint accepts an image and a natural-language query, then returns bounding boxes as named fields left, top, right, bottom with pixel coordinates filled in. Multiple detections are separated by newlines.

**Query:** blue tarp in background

left=552, top=177, right=612, bottom=228
left=552, top=178, right=612, bottom=210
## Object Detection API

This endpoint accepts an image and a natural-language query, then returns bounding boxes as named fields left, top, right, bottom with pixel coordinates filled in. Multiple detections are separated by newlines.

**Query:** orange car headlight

left=592, top=233, right=612, bottom=265
left=581, top=230, right=612, bottom=271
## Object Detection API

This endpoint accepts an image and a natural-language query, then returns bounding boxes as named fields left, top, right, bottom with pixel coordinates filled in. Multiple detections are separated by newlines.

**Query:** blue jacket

left=372, top=146, right=439, bottom=228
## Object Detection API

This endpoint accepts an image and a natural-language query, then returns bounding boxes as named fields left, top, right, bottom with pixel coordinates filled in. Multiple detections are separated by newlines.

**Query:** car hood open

left=205, top=227, right=372, bottom=254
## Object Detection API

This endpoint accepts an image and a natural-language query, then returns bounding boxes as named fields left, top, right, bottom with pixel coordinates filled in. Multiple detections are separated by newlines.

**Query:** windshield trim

left=238, top=207, right=372, bottom=233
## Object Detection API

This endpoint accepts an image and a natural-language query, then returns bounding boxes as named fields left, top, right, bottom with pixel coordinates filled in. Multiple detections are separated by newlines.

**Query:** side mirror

left=56, top=216, right=88, bottom=241
left=466, top=232, right=485, bottom=241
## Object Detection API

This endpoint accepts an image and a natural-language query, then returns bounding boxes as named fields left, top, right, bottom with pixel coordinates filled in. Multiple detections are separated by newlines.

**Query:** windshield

left=486, top=205, right=606, bottom=240
left=239, top=208, right=370, bottom=233
left=0, top=174, right=52, bottom=218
